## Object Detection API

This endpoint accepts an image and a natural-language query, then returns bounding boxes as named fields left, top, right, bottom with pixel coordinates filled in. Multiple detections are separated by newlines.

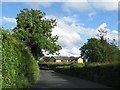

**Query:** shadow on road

left=27, top=70, right=112, bottom=89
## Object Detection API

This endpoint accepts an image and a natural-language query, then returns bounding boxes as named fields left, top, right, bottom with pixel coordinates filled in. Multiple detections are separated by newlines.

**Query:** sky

left=0, top=0, right=119, bottom=57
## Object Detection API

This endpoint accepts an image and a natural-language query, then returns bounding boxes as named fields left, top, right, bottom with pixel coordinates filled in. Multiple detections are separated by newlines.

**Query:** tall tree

left=13, top=8, right=62, bottom=60
left=80, top=38, right=120, bottom=63
left=96, top=27, right=107, bottom=43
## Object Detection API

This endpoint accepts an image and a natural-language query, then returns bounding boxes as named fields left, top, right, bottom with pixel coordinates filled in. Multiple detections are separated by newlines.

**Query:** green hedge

left=39, top=63, right=72, bottom=70
left=0, top=28, right=2, bottom=89
left=54, top=63, right=120, bottom=88
left=2, top=29, right=39, bottom=88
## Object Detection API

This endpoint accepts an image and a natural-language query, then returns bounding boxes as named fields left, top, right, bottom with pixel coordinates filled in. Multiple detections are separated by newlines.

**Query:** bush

left=0, top=29, right=2, bottom=90
left=0, top=75, right=1, bottom=88
left=39, top=62, right=71, bottom=70
left=70, top=63, right=85, bottom=68
left=54, top=62, right=120, bottom=88
left=2, top=29, right=39, bottom=88
left=56, top=66, right=70, bottom=69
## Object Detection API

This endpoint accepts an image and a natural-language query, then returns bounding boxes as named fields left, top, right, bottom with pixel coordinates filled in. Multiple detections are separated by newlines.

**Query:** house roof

left=51, top=56, right=80, bottom=60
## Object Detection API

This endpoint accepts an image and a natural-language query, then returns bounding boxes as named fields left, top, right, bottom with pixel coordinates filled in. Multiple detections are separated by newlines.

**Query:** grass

left=0, top=73, right=2, bottom=90
left=0, top=62, right=1, bottom=90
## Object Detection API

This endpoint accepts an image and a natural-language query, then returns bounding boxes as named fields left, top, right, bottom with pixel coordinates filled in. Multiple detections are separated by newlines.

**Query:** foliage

left=54, top=62, right=120, bottom=88
left=69, top=56, right=75, bottom=58
left=56, top=66, right=70, bottom=69
left=0, top=27, right=2, bottom=89
left=70, top=63, right=85, bottom=68
left=41, top=56, right=51, bottom=62
left=39, top=62, right=72, bottom=70
left=80, top=38, right=120, bottom=63
left=39, top=62, right=120, bottom=88
left=96, top=27, right=107, bottom=43
left=0, top=73, right=1, bottom=87
left=2, top=28, right=39, bottom=88
left=13, top=8, right=62, bottom=60
left=39, top=63, right=85, bottom=72
left=80, top=27, right=120, bottom=63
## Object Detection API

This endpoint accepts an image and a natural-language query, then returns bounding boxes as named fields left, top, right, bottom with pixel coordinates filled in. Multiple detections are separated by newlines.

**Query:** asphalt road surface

left=29, top=70, right=111, bottom=88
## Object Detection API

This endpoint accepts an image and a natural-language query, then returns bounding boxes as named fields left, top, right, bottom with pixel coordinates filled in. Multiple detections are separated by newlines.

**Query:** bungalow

left=49, top=56, right=83, bottom=63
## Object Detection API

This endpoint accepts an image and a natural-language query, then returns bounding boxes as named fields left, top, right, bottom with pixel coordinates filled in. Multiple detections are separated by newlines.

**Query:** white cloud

left=42, top=15, right=83, bottom=56
left=112, top=30, right=118, bottom=34
left=59, top=48, right=72, bottom=56
left=96, top=23, right=118, bottom=44
left=55, top=21, right=118, bottom=56
left=69, top=47, right=80, bottom=56
left=59, top=47, right=80, bottom=57
left=98, top=23, right=107, bottom=30
left=107, top=30, right=118, bottom=41
left=25, top=2, right=52, bottom=9
left=43, top=15, right=82, bottom=56
left=52, top=21, right=82, bottom=48
left=1, top=0, right=22, bottom=2
left=62, top=16, right=77, bottom=24
left=42, top=15, right=118, bottom=56
left=91, top=2, right=118, bottom=11
left=88, top=12, right=96, bottom=17
left=62, top=1, right=118, bottom=13
left=88, top=0, right=119, bottom=2
left=44, top=15, right=57, bottom=20
left=61, top=16, right=84, bottom=26
left=106, top=30, right=118, bottom=45
left=1, top=0, right=119, bottom=2
left=76, top=26, right=97, bottom=37
left=10, top=27, right=14, bottom=30
left=2, top=17, right=16, bottom=23
left=62, top=2, right=93, bottom=13
left=50, top=15, right=97, bottom=56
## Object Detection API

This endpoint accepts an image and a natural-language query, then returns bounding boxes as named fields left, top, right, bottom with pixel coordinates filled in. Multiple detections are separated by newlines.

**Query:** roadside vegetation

left=0, top=65, right=1, bottom=90
left=1, top=8, right=61, bottom=89
left=39, top=62, right=120, bottom=88
left=39, top=27, right=120, bottom=89
left=55, top=62, right=120, bottom=88
left=2, top=29, right=39, bottom=88
left=1, top=7, right=119, bottom=89
left=0, top=28, right=2, bottom=90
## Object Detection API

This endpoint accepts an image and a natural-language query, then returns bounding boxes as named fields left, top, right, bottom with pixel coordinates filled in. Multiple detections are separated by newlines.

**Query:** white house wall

left=77, top=58, right=83, bottom=63
left=56, top=60, right=61, bottom=62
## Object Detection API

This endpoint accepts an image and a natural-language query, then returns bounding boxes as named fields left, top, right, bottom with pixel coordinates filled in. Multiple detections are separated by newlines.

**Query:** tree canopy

left=80, top=28, right=120, bottom=63
left=13, top=8, right=62, bottom=60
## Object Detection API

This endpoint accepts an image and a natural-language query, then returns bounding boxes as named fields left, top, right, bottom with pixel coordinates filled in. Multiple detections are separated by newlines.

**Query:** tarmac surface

left=29, top=70, right=111, bottom=88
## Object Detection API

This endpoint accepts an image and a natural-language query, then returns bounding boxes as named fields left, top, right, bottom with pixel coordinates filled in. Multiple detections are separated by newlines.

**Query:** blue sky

left=1, top=1, right=119, bottom=56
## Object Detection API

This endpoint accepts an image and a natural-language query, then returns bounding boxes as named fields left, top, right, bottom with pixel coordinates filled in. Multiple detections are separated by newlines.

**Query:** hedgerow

left=2, top=29, right=39, bottom=88
left=0, top=28, right=2, bottom=89
left=39, top=62, right=72, bottom=70
left=54, top=62, right=120, bottom=88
